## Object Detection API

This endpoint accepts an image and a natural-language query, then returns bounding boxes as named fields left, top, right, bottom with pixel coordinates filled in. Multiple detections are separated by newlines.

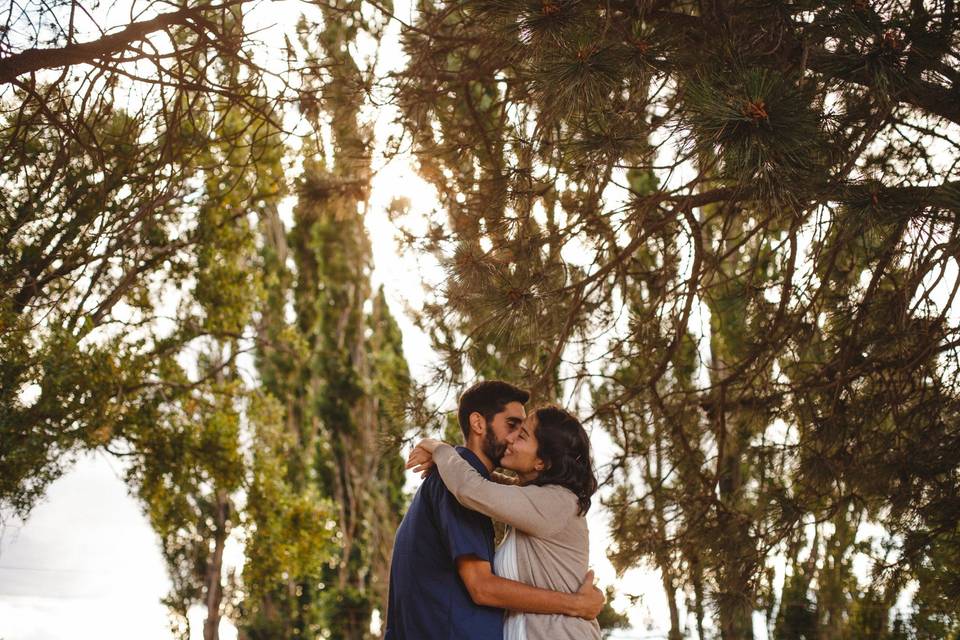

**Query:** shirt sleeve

left=432, top=444, right=578, bottom=538
left=428, top=472, right=494, bottom=564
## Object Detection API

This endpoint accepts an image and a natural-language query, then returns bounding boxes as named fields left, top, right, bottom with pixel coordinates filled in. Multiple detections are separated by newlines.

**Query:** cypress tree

left=241, top=5, right=410, bottom=638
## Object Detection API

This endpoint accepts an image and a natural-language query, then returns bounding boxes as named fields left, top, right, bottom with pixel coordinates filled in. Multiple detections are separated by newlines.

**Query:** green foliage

left=244, top=156, right=410, bottom=637
left=683, top=67, right=827, bottom=210
left=241, top=392, right=338, bottom=635
left=597, top=586, right=632, bottom=639
left=0, top=0, right=284, bottom=523
left=126, top=51, right=290, bottom=634
left=3, top=3, right=408, bottom=640
left=129, top=374, right=245, bottom=631
left=239, top=7, right=410, bottom=638
left=243, top=164, right=411, bottom=637
left=908, top=525, right=960, bottom=640
left=0, top=91, right=199, bottom=517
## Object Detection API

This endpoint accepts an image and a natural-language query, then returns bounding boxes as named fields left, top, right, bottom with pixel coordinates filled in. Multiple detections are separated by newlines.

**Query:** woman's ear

left=534, top=458, right=546, bottom=472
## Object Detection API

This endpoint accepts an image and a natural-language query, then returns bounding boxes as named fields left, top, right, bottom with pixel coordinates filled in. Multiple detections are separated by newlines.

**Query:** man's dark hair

left=457, top=380, right=530, bottom=440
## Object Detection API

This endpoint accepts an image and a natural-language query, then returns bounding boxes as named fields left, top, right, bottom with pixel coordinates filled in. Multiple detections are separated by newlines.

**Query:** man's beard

left=482, top=423, right=507, bottom=466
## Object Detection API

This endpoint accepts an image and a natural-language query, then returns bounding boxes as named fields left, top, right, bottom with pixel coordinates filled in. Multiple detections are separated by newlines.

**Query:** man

left=385, top=380, right=604, bottom=639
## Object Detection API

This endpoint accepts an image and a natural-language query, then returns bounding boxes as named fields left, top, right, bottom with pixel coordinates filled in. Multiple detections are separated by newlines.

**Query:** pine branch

left=644, top=9, right=960, bottom=126
left=843, top=180, right=960, bottom=215
left=804, top=48, right=960, bottom=126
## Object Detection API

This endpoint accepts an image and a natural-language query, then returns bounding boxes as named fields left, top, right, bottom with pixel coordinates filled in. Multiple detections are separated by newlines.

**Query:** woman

left=406, top=405, right=601, bottom=640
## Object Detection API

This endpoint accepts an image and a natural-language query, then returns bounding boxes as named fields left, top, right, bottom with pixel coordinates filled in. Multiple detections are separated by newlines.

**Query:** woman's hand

left=405, top=438, right=445, bottom=478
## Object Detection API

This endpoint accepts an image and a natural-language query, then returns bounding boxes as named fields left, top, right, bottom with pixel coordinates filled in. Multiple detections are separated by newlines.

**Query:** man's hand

left=571, top=569, right=605, bottom=620
left=457, top=556, right=606, bottom=619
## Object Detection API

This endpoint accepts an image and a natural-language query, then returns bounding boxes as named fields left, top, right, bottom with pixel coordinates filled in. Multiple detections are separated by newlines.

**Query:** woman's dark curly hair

left=529, top=405, right=598, bottom=515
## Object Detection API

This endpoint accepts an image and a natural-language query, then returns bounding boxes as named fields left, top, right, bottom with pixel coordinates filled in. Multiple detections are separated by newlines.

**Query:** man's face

left=480, top=401, right=526, bottom=466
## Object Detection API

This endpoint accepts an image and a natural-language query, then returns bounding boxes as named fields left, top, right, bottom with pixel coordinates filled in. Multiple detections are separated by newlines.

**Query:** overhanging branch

left=843, top=181, right=960, bottom=214
left=805, top=48, right=960, bottom=127
left=0, top=3, right=243, bottom=85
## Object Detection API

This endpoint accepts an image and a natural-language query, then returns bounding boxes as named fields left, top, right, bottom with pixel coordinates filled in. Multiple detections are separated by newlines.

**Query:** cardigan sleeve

left=432, top=444, right=578, bottom=538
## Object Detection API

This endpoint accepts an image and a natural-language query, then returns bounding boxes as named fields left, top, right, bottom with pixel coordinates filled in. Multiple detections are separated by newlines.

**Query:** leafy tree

left=122, top=8, right=295, bottom=635
left=1, top=3, right=346, bottom=637
left=0, top=0, right=286, bottom=519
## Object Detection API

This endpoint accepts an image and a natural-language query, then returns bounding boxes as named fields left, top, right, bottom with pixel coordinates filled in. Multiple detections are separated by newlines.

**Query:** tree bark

left=650, top=429, right=683, bottom=640
left=203, top=489, right=229, bottom=640
left=685, top=547, right=707, bottom=640
left=0, top=7, right=207, bottom=84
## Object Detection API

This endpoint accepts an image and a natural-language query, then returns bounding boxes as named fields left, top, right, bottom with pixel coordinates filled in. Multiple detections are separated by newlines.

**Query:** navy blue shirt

left=385, top=447, right=503, bottom=640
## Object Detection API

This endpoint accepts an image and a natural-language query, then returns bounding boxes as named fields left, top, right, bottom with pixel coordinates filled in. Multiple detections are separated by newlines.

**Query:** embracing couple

left=385, top=380, right=604, bottom=640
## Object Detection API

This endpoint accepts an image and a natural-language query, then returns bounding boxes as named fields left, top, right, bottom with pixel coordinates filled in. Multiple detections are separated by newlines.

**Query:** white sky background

left=0, top=1, right=670, bottom=639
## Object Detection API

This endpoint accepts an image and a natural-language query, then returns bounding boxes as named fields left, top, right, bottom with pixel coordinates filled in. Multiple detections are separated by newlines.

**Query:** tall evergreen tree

left=241, top=5, right=410, bottom=638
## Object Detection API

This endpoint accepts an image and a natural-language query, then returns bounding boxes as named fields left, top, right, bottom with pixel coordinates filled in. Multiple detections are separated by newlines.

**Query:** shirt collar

left=455, top=446, right=492, bottom=480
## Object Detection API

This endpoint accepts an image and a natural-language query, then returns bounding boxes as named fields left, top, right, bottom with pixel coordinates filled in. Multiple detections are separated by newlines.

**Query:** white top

left=493, top=527, right=527, bottom=640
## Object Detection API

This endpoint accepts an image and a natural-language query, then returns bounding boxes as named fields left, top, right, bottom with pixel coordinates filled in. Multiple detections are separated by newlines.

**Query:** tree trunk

left=650, top=428, right=683, bottom=640
left=714, top=415, right=756, bottom=640
left=718, top=593, right=754, bottom=640
left=687, top=548, right=707, bottom=640
left=658, top=563, right=682, bottom=640
left=203, top=489, right=229, bottom=640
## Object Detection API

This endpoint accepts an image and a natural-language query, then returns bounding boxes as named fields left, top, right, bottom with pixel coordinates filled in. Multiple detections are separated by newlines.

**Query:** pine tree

left=396, top=0, right=960, bottom=637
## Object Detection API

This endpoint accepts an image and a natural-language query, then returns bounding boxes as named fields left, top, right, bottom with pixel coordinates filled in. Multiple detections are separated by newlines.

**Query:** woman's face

left=500, top=414, right=545, bottom=482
